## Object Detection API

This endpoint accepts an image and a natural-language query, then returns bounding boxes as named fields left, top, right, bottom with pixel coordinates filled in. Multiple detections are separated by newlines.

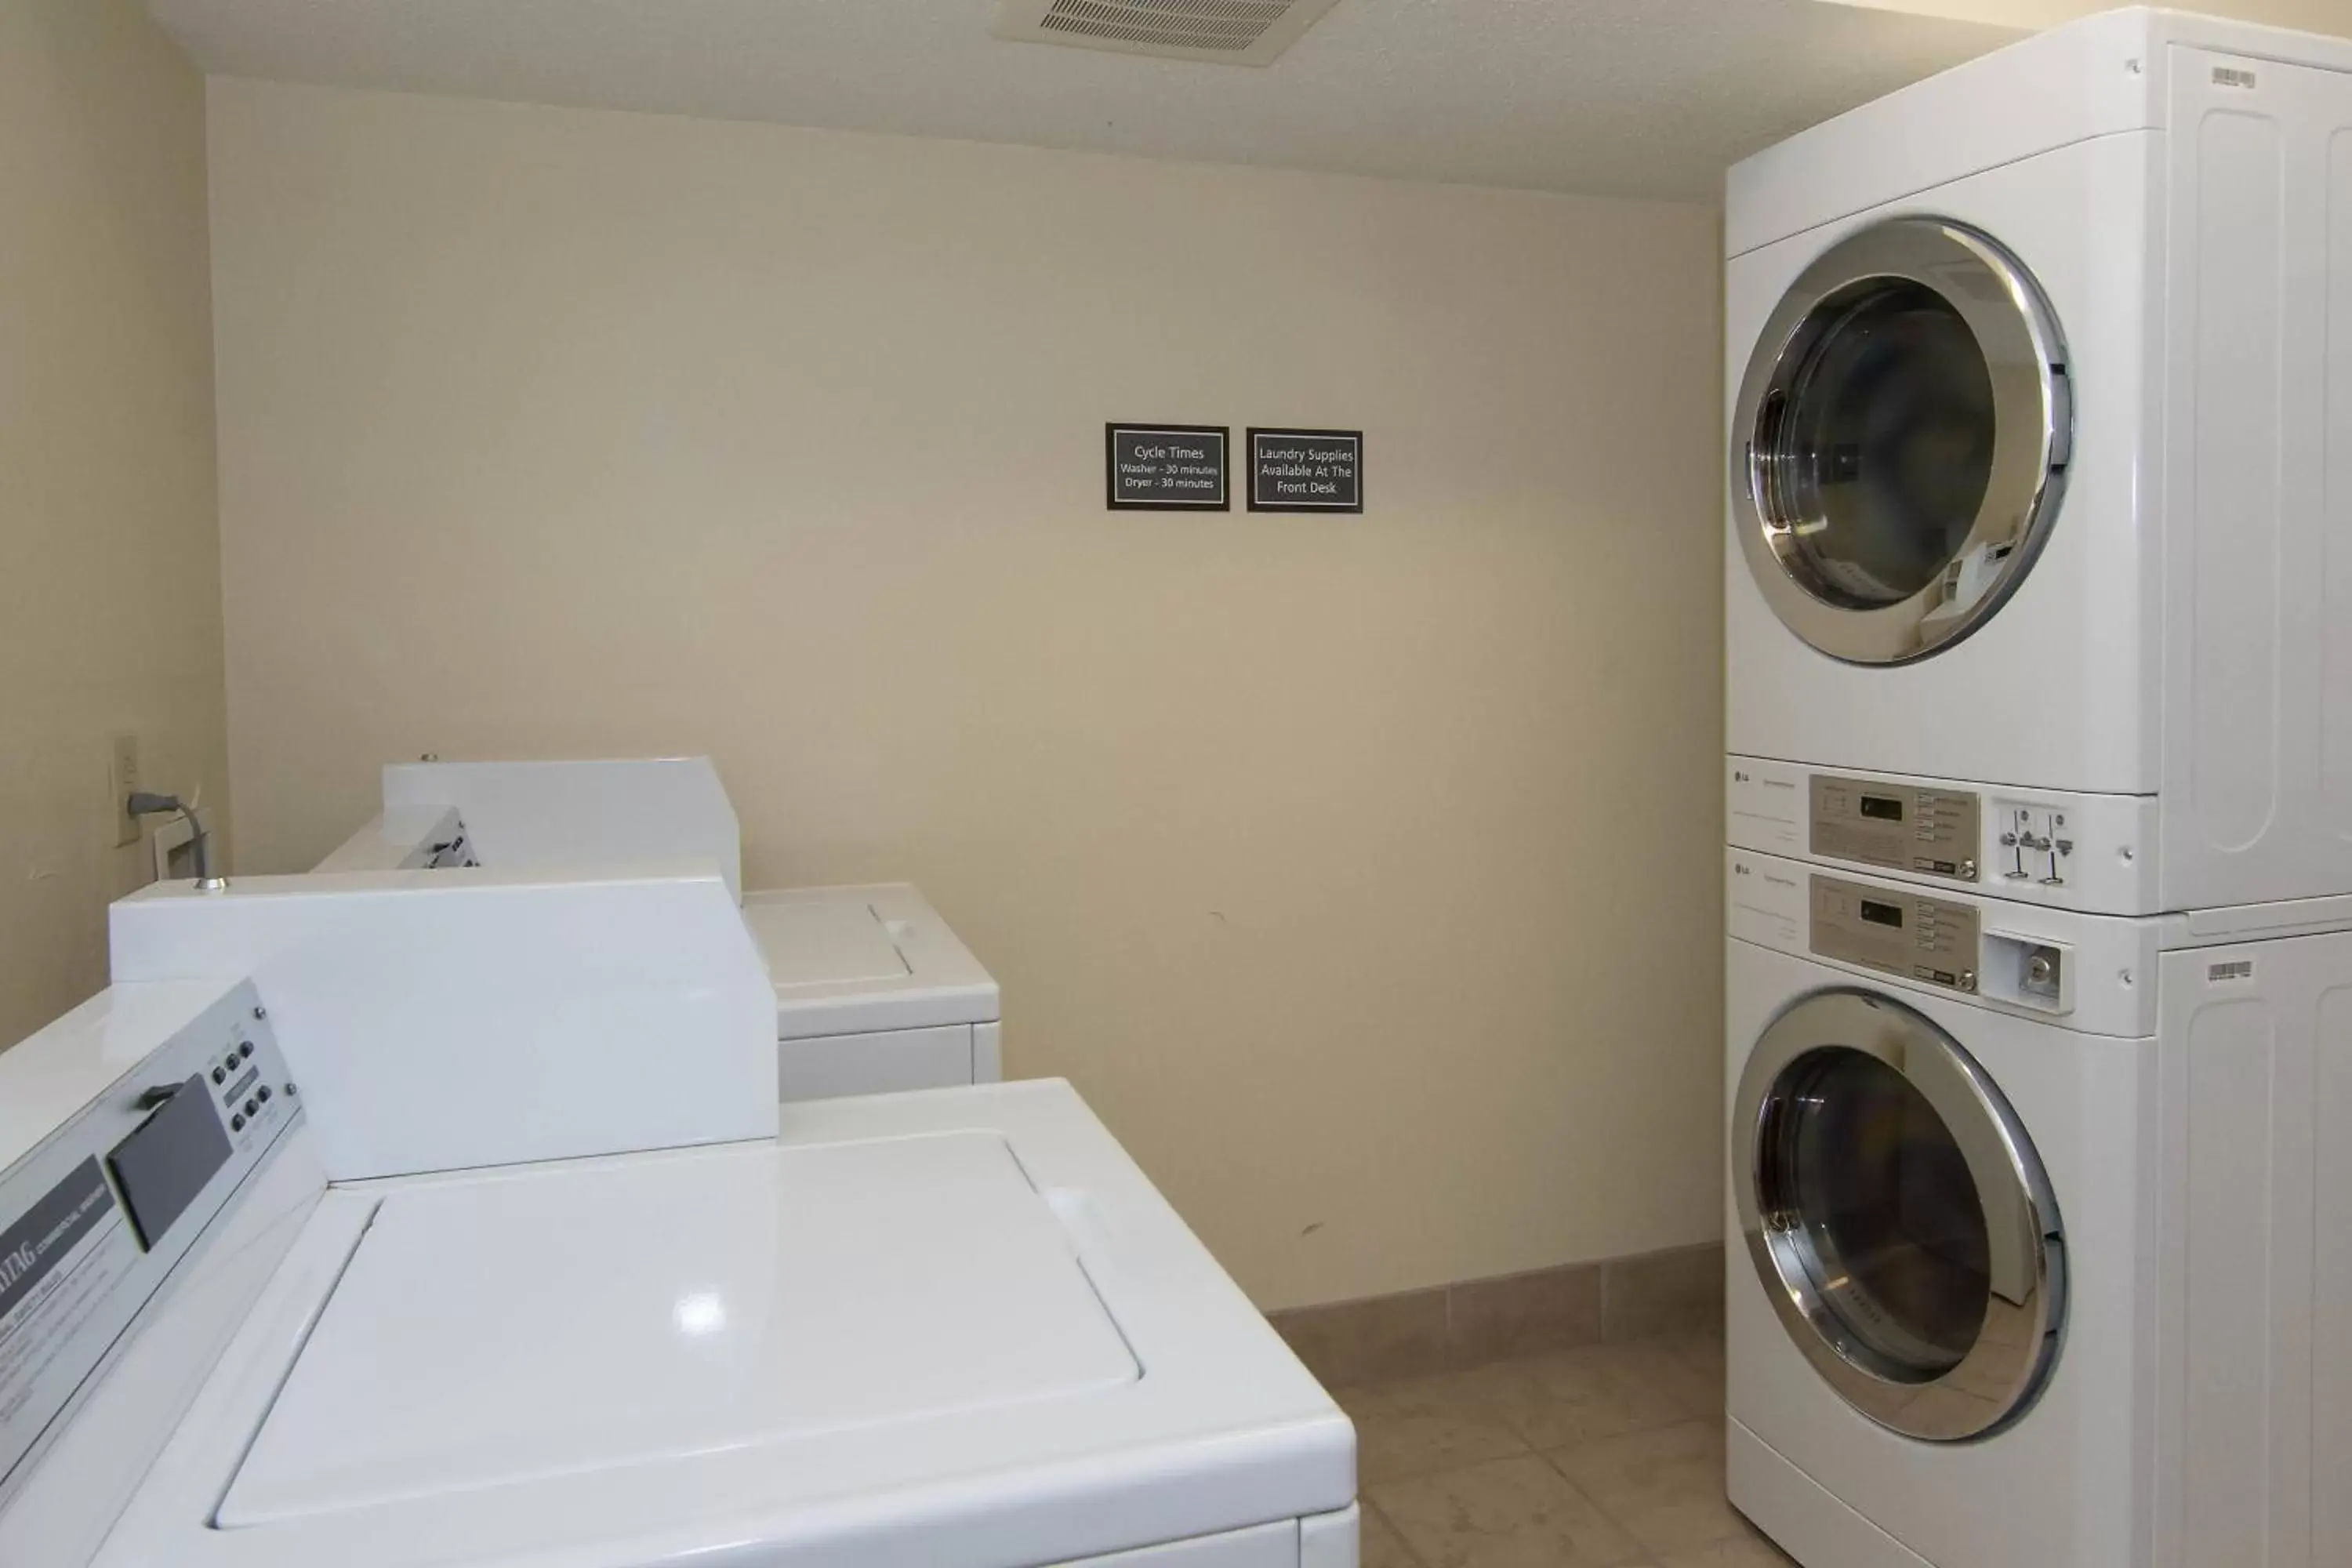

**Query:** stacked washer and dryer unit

left=1721, top=11, right=2352, bottom=1568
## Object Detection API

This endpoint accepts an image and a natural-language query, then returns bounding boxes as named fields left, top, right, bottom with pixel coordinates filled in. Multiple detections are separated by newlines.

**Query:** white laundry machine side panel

left=779, top=1025, right=976, bottom=1102
left=1724, top=130, right=2162, bottom=796
left=1725, top=937, right=2159, bottom=1568
left=2153, top=928, right=2352, bottom=1568
left=1726, top=1421, right=1932, bottom=1568
left=2159, top=49, right=2352, bottom=910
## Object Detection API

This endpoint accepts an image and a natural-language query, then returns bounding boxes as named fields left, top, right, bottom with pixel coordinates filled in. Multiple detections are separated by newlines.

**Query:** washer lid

left=743, top=884, right=1000, bottom=1039
left=750, top=893, right=914, bottom=989
left=220, top=1133, right=1135, bottom=1524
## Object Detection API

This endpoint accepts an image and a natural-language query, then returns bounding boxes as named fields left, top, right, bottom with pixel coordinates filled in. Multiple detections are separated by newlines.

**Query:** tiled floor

left=1341, top=1323, right=1795, bottom=1568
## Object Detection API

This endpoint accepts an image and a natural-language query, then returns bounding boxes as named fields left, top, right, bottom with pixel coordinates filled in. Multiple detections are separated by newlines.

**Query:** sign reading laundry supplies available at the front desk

left=1248, top=429, right=1361, bottom=514
left=1105, top=424, right=1229, bottom=510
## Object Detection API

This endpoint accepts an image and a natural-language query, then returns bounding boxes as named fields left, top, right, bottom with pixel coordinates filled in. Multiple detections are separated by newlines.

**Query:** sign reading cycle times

left=1248, top=429, right=1361, bottom=514
left=1105, top=424, right=1229, bottom=510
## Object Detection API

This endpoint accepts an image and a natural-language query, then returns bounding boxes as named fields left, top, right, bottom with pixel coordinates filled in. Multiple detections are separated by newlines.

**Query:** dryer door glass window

left=1733, top=989, right=2063, bottom=1442
left=1754, top=283, right=1994, bottom=608
left=1732, top=218, right=2071, bottom=665
left=1759, top=1046, right=1989, bottom=1377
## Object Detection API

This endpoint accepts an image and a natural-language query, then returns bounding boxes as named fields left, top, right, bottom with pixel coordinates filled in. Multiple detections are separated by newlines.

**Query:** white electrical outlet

left=110, top=734, right=140, bottom=848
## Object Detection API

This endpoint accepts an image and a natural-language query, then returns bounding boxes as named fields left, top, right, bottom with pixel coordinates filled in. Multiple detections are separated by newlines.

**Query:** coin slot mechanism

left=1977, top=933, right=2074, bottom=1015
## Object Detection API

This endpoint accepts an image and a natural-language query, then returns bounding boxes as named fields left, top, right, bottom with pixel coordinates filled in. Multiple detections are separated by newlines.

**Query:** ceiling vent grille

left=993, top=0, right=1345, bottom=67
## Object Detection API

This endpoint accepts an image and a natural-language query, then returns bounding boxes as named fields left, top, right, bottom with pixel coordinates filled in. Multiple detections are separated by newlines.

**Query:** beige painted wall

left=0, top=2, right=226, bottom=1048
left=208, top=79, right=1725, bottom=1309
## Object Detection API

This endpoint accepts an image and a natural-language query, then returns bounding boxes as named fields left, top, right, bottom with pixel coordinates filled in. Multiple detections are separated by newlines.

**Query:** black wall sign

left=1106, top=424, right=1229, bottom=511
left=1248, top=429, right=1362, bottom=514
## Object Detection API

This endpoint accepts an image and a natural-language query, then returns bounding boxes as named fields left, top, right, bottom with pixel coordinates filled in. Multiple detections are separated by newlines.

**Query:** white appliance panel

left=1726, top=15, right=2352, bottom=913
left=1725, top=936, right=2158, bottom=1568
left=2160, top=49, right=2352, bottom=910
left=1725, top=128, right=2160, bottom=794
left=110, top=868, right=776, bottom=1179
left=383, top=757, right=741, bottom=899
left=2155, top=928, right=2352, bottom=1568
left=780, top=1024, right=975, bottom=1101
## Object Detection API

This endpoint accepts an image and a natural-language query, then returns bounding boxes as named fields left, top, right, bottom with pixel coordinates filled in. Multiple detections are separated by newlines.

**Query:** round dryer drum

left=1732, top=218, right=2072, bottom=664
left=1733, top=988, right=2063, bottom=1441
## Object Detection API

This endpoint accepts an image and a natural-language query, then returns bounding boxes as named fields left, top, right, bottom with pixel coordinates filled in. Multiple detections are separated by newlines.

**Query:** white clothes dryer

left=1724, top=9, right=2352, bottom=913
left=1724, top=844, right=2350, bottom=1568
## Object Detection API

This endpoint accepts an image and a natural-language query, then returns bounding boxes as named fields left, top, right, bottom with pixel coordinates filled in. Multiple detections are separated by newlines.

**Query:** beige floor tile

left=1546, top=1420, right=1747, bottom=1558
left=1651, top=1327, right=1726, bottom=1413
left=1339, top=1372, right=1530, bottom=1483
left=1453, top=1340, right=1702, bottom=1449
left=1360, top=1501, right=1425, bottom=1568
left=1370, top=1454, right=1649, bottom=1568
left=1652, top=1524, right=1798, bottom=1566
left=1661, top=1325, right=1726, bottom=1381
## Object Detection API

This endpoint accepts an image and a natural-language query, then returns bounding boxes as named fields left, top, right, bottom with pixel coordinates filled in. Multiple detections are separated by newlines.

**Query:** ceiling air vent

left=993, top=0, right=1345, bottom=67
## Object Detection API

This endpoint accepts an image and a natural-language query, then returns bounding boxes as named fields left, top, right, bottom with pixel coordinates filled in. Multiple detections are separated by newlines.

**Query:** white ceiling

left=1822, top=0, right=2350, bottom=29
left=149, top=0, right=2027, bottom=201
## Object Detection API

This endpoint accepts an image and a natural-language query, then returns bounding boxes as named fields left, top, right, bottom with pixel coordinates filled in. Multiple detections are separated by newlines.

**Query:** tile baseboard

left=1265, top=1240, right=1725, bottom=1387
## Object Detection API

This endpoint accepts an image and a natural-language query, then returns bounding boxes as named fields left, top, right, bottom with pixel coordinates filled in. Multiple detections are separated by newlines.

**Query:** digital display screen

left=1859, top=898, right=1905, bottom=929
left=1859, top=795, right=1904, bottom=822
left=107, top=1075, right=230, bottom=1250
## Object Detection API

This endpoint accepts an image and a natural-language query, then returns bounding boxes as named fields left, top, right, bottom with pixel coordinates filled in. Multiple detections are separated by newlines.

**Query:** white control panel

left=1727, top=755, right=2160, bottom=916
left=1727, top=847, right=2163, bottom=1037
left=0, top=982, right=297, bottom=1508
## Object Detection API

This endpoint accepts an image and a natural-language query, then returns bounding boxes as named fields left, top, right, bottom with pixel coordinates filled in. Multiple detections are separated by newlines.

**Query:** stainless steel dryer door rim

left=1731, top=217, right=2071, bottom=665
left=1733, top=987, right=2064, bottom=1442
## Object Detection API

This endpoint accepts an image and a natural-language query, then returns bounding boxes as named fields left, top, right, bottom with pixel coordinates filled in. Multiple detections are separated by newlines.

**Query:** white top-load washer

left=1725, top=843, right=2349, bottom=1568
left=1724, top=8, right=2352, bottom=916
left=317, top=757, right=1002, bottom=1098
left=5, top=871, right=1356, bottom=1568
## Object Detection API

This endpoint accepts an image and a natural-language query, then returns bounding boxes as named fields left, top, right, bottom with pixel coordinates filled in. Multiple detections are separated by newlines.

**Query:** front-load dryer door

left=1733, top=987, right=2063, bottom=1441
left=1731, top=218, right=2071, bottom=665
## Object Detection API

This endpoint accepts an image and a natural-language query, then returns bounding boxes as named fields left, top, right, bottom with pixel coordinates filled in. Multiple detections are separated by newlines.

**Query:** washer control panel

left=1809, top=874, right=1981, bottom=993
left=0, top=982, right=297, bottom=1508
left=1809, top=775, right=1980, bottom=883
